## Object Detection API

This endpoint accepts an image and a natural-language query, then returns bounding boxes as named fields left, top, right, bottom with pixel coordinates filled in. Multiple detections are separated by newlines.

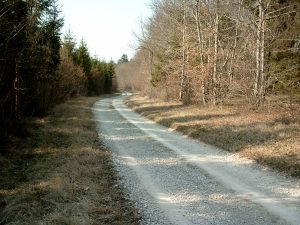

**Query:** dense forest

left=0, top=0, right=116, bottom=146
left=116, top=0, right=299, bottom=108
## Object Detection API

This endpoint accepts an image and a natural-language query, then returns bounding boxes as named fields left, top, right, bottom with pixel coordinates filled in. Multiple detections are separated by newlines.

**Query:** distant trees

left=116, top=52, right=150, bottom=91
left=91, top=58, right=116, bottom=95
left=122, top=0, right=299, bottom=107
left=57, top=32, right=86, bottom=100
left=59, top=33, right=116, bottom=97
left=73, top=39, right=93, bottom=95
left=117, top=54, right=129, bottom=64
left=69, top=39, right=116, bottom=96
left=116, top=54, right=132, bottom=90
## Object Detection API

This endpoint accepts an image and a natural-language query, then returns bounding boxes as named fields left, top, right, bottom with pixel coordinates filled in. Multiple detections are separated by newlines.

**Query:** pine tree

left=117, top=54, right=129, bottom=64
left=104, top=60, right=115, bottom=93
left=21, top=0, right=64, bottom=115
left=74, top=39, right=93, bottom=95
left=74, top=39, right=92, bottom=75
left=62, top=29, right=77, bottom=60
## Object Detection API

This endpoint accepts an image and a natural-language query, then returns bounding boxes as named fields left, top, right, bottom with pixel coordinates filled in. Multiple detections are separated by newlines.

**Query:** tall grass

left=0, top=97, right=139, bottom=225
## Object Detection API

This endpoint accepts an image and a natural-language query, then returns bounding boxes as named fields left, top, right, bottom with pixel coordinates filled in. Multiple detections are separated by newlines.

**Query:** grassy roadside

left=0, top=97, right=139, bottom=225
left=126, top=95, right=300, bottom=178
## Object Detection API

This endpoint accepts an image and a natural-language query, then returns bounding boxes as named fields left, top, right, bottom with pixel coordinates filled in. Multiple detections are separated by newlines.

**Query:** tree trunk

left=228, top=0, right=242, bottom=89
left=195, top=0, right=204, bottom=65
left=254, top=0, right=266, bottom=107
left=14, top=53, right=21, bottom=120
left=195, top=0, right=207, bottom=105
left=259, top=6, right=266, bottom=105
left=180, top=0, right=187, bottom=102
left=212, top=0, right=219, bottom=105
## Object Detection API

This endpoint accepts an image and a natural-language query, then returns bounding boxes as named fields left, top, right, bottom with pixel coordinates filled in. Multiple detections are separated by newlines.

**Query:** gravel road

left=92, top=95, right=300, bottom=225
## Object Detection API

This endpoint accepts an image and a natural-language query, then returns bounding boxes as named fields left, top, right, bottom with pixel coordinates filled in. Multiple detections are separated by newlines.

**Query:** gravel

left=93, top=96, right=300, bottom=225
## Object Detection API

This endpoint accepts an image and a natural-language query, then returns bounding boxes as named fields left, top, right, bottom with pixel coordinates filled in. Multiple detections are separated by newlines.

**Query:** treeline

left=117, top=0, right=299, bottom=107
left=61, top=33, right=116, bottom=97
left=0, top=0, right=115, bottom=143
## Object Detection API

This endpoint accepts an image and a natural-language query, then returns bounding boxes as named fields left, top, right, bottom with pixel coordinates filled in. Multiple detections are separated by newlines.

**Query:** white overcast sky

left=57, top=0, right=153, bottom=62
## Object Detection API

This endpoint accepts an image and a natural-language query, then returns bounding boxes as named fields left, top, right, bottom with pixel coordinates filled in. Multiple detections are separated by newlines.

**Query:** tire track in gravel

left=93, top=95, right=300, bottom=225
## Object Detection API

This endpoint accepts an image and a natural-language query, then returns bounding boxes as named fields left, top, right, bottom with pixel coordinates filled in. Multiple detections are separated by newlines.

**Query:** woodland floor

left=0, top=96, right=139, bottom=225
left=126, top=95, right=300, bottom=178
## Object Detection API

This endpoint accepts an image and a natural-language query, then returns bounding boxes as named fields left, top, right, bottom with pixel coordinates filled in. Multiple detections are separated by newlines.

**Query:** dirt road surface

left=93, top=95, right=300, bottom=225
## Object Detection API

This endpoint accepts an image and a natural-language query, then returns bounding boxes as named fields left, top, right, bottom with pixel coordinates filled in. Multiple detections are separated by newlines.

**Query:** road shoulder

left=125, top=95, right=300, bottom=178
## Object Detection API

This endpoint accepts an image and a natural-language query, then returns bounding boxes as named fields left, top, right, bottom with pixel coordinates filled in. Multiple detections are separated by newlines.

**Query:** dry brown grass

left=126, top=95, right=300, bottom=178
left=0, top=97, right=139, bottom=225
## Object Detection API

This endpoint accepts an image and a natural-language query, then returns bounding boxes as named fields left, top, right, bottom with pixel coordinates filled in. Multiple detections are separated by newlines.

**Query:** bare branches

left=121, top=0, right=299, bottom=107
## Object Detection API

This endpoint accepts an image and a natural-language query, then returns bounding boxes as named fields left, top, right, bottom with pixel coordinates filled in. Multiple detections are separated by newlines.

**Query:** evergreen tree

left=104, top=60, right=115, bottom=93
left=62, top=29, right=77, bottom=60
left=74, top=39, right=93, bottom=95
left=21, top=0, right=64, bottom=115
left=74, top=39, right=92, bottom=75
left=0, top=0, right=64, bottom=142
left=89, top=57, right=116, bottom=95
left=117, top=54, right=129, bottom=64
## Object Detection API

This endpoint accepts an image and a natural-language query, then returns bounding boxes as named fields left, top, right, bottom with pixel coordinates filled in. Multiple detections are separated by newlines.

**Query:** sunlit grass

left=126, top=95, right=300, bottom=177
